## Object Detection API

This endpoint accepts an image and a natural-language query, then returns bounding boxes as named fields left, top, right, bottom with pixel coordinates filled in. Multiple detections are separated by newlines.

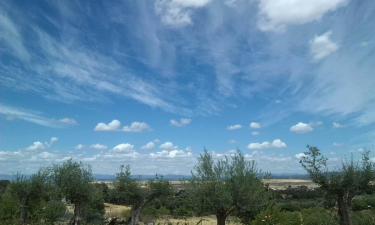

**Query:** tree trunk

left=337, top=195, right=352, bottom=225
left=20, top=204, right=27, bottom=225
left=216, top=212, right=227, bottom=225
left=130, top=206, right=142, bottom=225
left=71, top=203, right=82, bottom=225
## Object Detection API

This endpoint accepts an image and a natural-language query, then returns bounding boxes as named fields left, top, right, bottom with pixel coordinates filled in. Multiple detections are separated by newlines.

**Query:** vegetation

left=191, top=150, right=270, bottom=225
left=0, top=147, right=374, bottom=225
left=300, top=146, right=375, bottom=225
left=108, top=165, right=173, bottom=225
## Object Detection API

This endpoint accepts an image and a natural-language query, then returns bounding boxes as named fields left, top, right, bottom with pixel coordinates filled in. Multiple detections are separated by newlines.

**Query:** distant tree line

left=0, top=147, right=374, bottom=225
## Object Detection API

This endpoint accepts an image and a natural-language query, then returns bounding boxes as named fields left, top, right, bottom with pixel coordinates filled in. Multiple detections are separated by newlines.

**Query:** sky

left=1, top=0, right=375, bottom=175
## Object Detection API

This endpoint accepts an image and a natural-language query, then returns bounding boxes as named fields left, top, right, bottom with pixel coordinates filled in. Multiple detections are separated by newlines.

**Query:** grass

left=105, top=203, right=131, bottom=218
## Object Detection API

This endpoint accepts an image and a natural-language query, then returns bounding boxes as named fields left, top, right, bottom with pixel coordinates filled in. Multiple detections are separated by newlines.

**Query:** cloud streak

left=0, top=103, right=77, bottom=128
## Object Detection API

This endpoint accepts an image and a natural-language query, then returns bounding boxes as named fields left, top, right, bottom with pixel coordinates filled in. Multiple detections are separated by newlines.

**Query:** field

left=262, top=179, right=317, bottom=190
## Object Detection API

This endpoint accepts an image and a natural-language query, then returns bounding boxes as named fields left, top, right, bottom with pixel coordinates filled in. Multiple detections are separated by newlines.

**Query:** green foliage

left=300, top=146, right=375, bottom=198
left=300, top=146, right=375, bottom=225
left=0, top=180, right=10, bottom=195
left=352, top=194, right=375, bottom=211
left=84, top=185, right=105, bottom=224
left=52, top=159, right=104, bottom=224
left=252, top=206, right=300, bottom=225
left=0, top=170, right=66, bottom=225
left=52, top=159, right=93, bottom=206
left=112, top=165, right=144, bottom=207
left=192, top=150, right=270, bottom=224
left=42, top=200, right=66, bottom=225
left=300, top=208, right=338, bottom=225
left=352, top=210, right=375, bottom=225
left=0, top=188, right=19, bottom=224
left=277, top=199, right=323, bottom=211
left=111, top=165, right=173, bottom=225
left=168, top=189, right=195, bottom=217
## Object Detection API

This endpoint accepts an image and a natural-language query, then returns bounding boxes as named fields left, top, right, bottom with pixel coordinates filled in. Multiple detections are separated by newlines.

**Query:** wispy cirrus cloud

left=0, top=103, right=77, bottom=128
left=155, top=0, right=212, bottom=27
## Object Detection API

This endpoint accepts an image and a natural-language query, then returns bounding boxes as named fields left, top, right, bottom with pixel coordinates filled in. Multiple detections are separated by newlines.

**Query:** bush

left=42, top=200, right=66, bottom=224
left=0, top=189, right=18, bottom=225
left=352, top=210, right=375, bottom=225
left=252, top=206, right=300, bottom=225
left=352, top=194, right=375, bottom=211
left=277, top=199, right=322, bottom=211
left=300, top=208, right=338, bottom=225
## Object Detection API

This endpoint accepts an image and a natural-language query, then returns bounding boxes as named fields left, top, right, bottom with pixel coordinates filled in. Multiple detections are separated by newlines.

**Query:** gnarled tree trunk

left=20, top=204, right=27, bottom=225
left=130, top=202, right=145, bottom=225
left=71, top=203, right=82, bottom=225
left=337, top=194, right=352, bottom=225
left=216, top=211, right=227, bottom=225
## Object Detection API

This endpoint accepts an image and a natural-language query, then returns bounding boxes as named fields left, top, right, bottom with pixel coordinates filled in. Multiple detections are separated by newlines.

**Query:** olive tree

left=191, top=150, right=269, bottom=225
left=300, top=146, right=375, bottom=225
left=52, top=159, right=101, bottom=225
left=112, top=165, right=172, bottom=225
left=7, top=172, right=49, bottom=225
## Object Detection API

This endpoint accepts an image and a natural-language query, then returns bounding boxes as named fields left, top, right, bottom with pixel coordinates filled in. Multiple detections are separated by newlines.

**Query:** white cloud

left=59, top=117, right=78, bottom=125
left=26, top=137, right=58, bottom=151
left=159, top=142, right=176, bottom=150
left=50, top=137, right=59, bottom=145
left=227, top=124, right=242, bottom=130
left=251, top=131, right=260, bottom=136
left=310, top=31, right=339, bottom=60
left=248, top=139, right=287, bottom=150
left=250, top=122, right=261, bottom=129
left=113, top=143, right=135, bottom=153
left=142, top=141, right=156, bottom=150
left=155, top=0, right=211, bottom=27
left=290, top=122, right=313, bottom=134
left=37, top=151, right=56, bottom=160
left=123, top=121, right=151, bottom=133
left=90, top=144, right=108, bottom=150
left=94, top=120, right=151, bottom=133
left=27, top=141, right=46, bottom=151
left=151, top=141, right=192, bottom=158
left=170, top=118, right=192, bottom=127
left=295, top=153, right=306, bottom=160
left=258, top=0, right=349, bottom=31
left=75, top=144, right=84, bottom=150
left=333, top=122, right=345, bottom=128
left=94, top=119, right=121, bottom=131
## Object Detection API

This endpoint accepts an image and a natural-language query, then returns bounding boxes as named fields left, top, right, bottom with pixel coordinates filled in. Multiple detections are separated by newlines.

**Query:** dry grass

left=154, top=216, right=241, bottom=225
left=105, top=203, right=132, bottom=218
left=263, top=179, right=318, bottom=190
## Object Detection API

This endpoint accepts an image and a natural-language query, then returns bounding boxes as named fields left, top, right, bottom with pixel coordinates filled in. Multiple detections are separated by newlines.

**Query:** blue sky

left=1, top=0, right=375, bottom=175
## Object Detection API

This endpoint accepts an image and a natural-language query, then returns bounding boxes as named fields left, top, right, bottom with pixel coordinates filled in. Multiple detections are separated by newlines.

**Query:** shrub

left=352, top=194, right=375, bottom=211
left=352, top=210, right=375, bottom=225
left=301, top=208, right=338, bottom=225
left=0, top=189, right=18, bottom=225
left=252, top=207, right=300, bottom=225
